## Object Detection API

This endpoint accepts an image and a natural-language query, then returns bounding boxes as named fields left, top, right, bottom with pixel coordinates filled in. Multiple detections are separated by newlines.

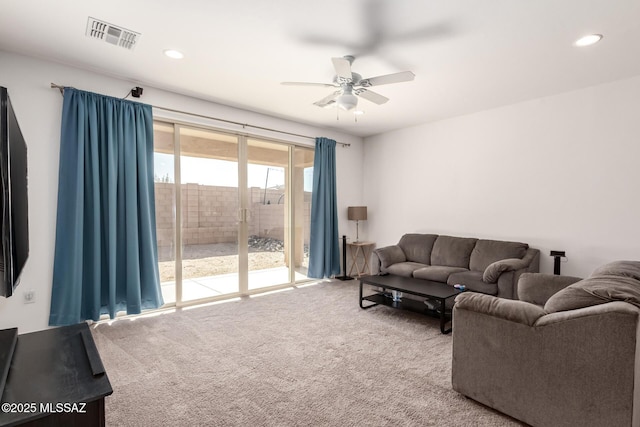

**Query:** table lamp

left=348, top=206, right=367, bottom=242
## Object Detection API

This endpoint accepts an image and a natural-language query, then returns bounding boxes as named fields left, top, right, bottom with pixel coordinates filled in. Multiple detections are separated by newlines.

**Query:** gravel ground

left=158, top=237, right=309, bottom=282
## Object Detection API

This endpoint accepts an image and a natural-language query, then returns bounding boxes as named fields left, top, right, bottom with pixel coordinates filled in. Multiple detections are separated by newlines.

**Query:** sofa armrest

left=518, top=273, right=582, bottom=306
left=482, top=248, right=539, bottom=283
left=371, top=251, right=382, bottom=275
left=454, top=292, right=546, bottom=326
left=483, top=258, right=527, bottom=283
left=373, top=245, right=406, bottom=273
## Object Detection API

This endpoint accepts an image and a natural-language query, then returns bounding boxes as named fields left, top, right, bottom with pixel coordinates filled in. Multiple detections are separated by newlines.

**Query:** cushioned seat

left=386, top=262, right=427, bottom=277
left=452, top=260, right=640, bottom=427
left=448, top=270, right=498, bottom=295
left=413, top=266, right=467, bottom=282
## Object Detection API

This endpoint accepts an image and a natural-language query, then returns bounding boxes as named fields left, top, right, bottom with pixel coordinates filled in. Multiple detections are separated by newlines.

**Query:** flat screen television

left=0, top=87, right=29, bottom=298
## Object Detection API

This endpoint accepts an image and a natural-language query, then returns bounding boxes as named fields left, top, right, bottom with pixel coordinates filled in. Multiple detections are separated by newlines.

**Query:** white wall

left=0, top=51, right=363, bottom=333
left=364, top=75, right=640, bottom=278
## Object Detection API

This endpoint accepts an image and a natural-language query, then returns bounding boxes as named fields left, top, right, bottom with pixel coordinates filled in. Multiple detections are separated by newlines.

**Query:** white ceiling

left=1, top=0, right=639, bottom=137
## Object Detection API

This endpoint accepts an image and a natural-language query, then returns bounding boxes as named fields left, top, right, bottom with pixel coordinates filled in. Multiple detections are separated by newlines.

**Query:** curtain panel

left=308, top=137, right=341, bottom=278
left=49, top=88, right=164, bottom=325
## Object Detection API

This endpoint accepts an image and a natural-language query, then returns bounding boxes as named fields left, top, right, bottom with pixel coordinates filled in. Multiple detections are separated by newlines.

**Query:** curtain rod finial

left=50, top=83, right=64, bottom=96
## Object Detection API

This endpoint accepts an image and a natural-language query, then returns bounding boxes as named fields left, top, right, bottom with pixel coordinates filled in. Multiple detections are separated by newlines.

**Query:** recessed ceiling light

left=164, top=49, right=184, bottom=59
left=574, top=34, right=603, bottom=47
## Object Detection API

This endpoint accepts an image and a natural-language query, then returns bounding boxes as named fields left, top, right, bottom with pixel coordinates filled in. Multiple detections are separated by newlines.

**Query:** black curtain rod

left=50, top=83, right=351, bottom=147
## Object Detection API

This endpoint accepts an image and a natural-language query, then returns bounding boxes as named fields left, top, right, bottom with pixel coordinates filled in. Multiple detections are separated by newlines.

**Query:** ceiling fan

left=281, top=55, right=415, bottom=111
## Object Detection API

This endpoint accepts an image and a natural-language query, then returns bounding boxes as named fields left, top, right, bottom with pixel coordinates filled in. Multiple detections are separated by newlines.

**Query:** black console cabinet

left=0, top=323, right=112, bottom=427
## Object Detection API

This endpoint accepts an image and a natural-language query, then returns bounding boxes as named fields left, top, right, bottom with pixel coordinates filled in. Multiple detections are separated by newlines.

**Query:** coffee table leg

left=359, top=280, right=378, bottom=309
left=440, top=298, right=452, bottom=334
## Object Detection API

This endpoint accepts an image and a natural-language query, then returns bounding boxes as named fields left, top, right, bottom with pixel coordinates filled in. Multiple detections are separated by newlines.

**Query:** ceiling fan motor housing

left=334, top=72, right=362, bottom=86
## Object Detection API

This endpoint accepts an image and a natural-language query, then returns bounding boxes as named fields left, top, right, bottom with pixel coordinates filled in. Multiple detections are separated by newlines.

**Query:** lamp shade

left=348, top=206, right=367, bottom=221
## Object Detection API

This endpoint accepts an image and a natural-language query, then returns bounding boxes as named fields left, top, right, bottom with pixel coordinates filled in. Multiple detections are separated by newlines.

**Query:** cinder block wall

left=155, top=183, right=311, bottom=247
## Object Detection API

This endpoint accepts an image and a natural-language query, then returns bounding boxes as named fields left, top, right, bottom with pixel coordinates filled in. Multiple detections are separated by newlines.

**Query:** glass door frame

left=237, top=135, right=248, bottom=295
left=158, top=120, right=312, bottom=308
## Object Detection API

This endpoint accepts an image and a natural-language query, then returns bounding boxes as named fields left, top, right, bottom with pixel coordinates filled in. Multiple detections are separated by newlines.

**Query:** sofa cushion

left=413, top=266, right=468, bottom=282
left=398, top=234, right=438, bottom=264
left=448, top=271, right=499, bottom=295
left=469, top=239, right=529, bottom=272
left=386, top=262, right=428, bottom=278
left=591, top=260, right=640, bottom=282
left=375, top=245, right=406, bottom=270
left=544, top=274, right=640, bottom=313
left=431, top=235, right=478, bottom=268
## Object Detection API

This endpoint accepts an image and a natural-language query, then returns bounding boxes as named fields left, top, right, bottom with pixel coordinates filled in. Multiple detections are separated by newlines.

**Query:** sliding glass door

left=153, top=122, right=177, bottom=304
left=247, top=138, right=289, bottom=289
left=294, top=145, right=314, bottom=277
left=153, top=122, right=313, bottom=306
left=179, top=127, right=240, bottom=302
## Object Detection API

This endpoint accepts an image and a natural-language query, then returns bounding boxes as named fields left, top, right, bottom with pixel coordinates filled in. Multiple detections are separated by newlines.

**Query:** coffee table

left=359, top=274, right=464, bottom=334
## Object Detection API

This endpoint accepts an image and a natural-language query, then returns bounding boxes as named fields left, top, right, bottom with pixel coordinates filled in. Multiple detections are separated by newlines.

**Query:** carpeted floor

left=92, top=280, right=525, bottom=426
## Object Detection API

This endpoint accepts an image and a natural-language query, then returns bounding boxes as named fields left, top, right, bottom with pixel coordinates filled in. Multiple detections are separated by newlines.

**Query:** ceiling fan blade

left=355, top=88, right=389, bottom=105
left=332, top=57, right=353, bottom=81
left=388, top=22, right=453, bottom=43
left=281, top=82, right=336, bottom=87
left=359, top=71, right=415, bottom=87
left=313, top=91, right=341, bottom=108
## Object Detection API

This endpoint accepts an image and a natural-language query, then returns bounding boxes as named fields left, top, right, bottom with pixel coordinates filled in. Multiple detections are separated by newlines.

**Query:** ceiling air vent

left=85, top=17, right=141, bottom=50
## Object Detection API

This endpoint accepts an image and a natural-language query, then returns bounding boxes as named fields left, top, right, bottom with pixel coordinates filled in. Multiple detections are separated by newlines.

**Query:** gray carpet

left=92, top=280, right=524, bottom=426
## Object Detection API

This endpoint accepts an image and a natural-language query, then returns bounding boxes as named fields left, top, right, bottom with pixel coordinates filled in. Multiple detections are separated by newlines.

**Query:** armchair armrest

left=535, top=301, right=639, bottom=327
left=518, top=273, right=582, bottom=306
left=454, top=292, right=546, bottom=326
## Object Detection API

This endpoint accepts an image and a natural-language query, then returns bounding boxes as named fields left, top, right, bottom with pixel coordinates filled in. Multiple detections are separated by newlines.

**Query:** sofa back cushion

left=430, top=235, right=478, bottom=268
left=469, top=239, right=529, bottom=272
left=398, top=234, right=438, bottom=264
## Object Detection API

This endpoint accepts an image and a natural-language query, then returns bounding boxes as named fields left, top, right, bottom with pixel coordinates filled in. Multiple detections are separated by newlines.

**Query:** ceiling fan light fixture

left=337, top=93, right=358, bottom=111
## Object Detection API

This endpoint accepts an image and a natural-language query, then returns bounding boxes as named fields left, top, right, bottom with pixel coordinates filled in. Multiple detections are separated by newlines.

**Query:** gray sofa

left=452, top=261, right=640, bottom=427
left=372, top=233, right=540, bottom=299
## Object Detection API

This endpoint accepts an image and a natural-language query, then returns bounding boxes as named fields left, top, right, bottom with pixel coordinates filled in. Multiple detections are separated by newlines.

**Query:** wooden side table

left=347, top=241, right=375, bottom=277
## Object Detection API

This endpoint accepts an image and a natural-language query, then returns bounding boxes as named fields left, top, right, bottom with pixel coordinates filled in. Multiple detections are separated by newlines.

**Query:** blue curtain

left=49, top=88, right=164, bottom=326
left=308, top=137, right=341, bottom=278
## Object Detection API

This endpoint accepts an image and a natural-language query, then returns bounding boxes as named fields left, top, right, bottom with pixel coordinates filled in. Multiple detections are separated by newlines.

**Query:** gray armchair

left=451, top=262, right=640, bottom=427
